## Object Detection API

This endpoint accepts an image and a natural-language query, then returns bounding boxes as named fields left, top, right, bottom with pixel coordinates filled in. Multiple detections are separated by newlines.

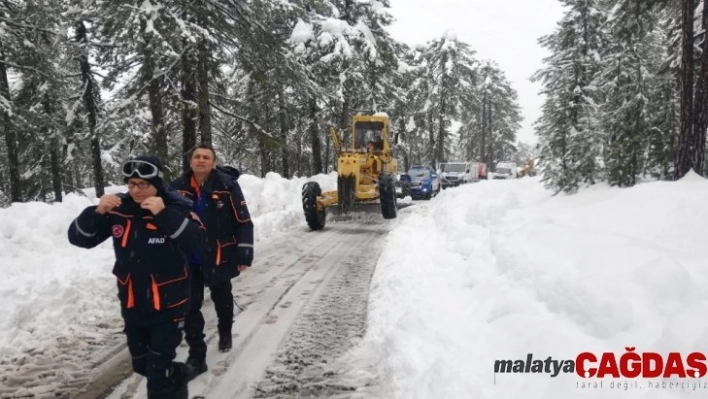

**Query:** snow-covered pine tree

left=0, top=1, right=23, bottom=202
left=1, top=0, right=78, bottom=202
left=174, top=0, right=265, bottom=173
left=599, top=0, right=663, bottom=187
left=65, top=0, right=107, bottom=196
left=467, top=61, right=521, bottom=167
left=675, top=0, right=698, bottom=178
left=389, top=42, right=425, bottom=171
left=96, top=0, right=185, bottom=175
left=643, top=18, right=679, bottom=180
left=284, top=0, right=388, bottom=174
left=690, top=0, right=708, bottom=175
left=419, top=32, right=478, bottom=167
left=534, top=0, right=606, bottom=193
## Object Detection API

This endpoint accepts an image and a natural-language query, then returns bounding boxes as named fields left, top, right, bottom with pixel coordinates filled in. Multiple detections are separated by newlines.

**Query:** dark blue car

left=403, top=166, right=440, bottom=200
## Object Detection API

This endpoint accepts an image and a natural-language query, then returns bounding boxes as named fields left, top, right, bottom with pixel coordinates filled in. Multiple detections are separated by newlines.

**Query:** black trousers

left=124, top=320, right=184, bottom=395
left=184, top=266, right=234, bottom=359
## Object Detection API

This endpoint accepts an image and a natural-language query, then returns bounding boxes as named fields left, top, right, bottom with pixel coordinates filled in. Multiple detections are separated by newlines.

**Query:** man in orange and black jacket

left=170, top=144, right=254, bottom=379
left=68, top=154, right=206, bottom=399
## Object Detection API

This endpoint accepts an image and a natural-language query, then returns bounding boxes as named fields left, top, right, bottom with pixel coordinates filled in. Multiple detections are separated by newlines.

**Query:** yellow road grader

left=302, top=113, right=399, bottom=230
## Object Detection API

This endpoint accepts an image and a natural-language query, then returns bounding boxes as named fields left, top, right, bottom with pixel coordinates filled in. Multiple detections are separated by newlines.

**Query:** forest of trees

left=535, top=0, right=708, bottom=193
left=0, top=0, right=522, bottom=205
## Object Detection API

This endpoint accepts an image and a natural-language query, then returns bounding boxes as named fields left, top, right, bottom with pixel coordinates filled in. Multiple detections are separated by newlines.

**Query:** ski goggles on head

left=121, top=159, right=162, bottom=180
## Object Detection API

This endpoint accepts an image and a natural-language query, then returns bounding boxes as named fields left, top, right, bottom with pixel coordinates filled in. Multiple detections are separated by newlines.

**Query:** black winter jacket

left=170, top=166, right=254, bottom=287
left=68, top=189, right=205, bottom=325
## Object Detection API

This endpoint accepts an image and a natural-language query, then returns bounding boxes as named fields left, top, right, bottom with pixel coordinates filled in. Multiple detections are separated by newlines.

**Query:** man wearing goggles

left=68, top=154, right=206, bottom=399
left=170, top=144, right=254, bottom=380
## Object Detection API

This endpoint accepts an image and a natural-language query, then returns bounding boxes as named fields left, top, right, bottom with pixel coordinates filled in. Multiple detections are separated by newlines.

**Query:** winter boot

left=218, top=329, right=232, bottom=352
left=185, top=356, right=208, bottom=381
left=171, top=362, right=191, bottom=399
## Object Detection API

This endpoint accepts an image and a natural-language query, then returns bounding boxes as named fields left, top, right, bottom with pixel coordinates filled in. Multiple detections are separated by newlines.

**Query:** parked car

left=438, top=161, right=476, bottom=188
left=491, top=161, right=518, bottom=179
left=404, top=165, right=441, bottom=200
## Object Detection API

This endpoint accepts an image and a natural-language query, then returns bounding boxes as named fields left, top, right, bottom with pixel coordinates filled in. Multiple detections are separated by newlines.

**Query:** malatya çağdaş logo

left=494, top=348, right=707, bottom=379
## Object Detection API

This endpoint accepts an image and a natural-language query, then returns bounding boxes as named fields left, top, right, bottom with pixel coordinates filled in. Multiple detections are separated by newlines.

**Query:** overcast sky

left=387, top=0, right=566, bottom=145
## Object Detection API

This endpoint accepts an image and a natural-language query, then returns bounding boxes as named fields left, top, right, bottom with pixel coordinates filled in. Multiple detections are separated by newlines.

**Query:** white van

left=491, top=161, right=518, bottom=179
left=438, top=161, right=478, bottom=188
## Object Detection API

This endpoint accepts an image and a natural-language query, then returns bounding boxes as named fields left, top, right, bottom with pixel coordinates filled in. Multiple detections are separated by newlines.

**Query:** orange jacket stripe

left=228, top=196, right=251, bottom=223
left=127, top=278, right=135, bottom=309
left=117, top=274, right=135, bottom=309
left=150, top=275, right=161, bottom=311
left=167, top=298, right=188, bottom=309
left=121, top=219, right=131, bottom=248
left=155, top=266, right=189, bottom=286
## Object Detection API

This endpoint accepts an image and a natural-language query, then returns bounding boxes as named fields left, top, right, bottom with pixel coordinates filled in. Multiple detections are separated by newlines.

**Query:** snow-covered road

left=91, top=220, right=390, bottom=399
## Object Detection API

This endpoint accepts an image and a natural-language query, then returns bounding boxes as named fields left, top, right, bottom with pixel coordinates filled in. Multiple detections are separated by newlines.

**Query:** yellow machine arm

left=329, top=126, right=342, bottom=154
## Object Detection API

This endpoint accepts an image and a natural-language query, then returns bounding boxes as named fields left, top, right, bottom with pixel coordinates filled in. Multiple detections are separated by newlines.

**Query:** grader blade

left=328, top=202, right=386, bottom=222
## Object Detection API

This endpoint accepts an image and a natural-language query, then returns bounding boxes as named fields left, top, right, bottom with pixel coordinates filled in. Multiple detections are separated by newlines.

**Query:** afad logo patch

left=112, top=225, right=124, bottom=238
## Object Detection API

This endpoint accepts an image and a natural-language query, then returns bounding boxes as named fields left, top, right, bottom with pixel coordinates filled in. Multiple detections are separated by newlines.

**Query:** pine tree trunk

left=325, top=133, right=331, bottom=171
left=0, top=45, right=20, bottom=202
left=480, top=96, right=487, bottom=166
left=61, top=124, right=76, bottom=194
left=437, top=98, right=446, bottom=165
left=76, top=20, right=104, bottom=197
left=197, top=40, right=212, bottom=145
left=50, top=134, right=63, bottom=202
left=258, top=133, right=267, bottom=177
left=676, top=0, right=696, bottom=179
left=488, top=103, right=494, bottom=164
left=691, top=0, right=708, bottom=175
left=63, top=163, right=75, bottom=194
left=181, top=42, right=198, bottom=175
left=339, top=97, right=349, bottom=135
left=296, top=117, right=304, bottom=176
left=44, top=100, right=63, bottom=202
left=148, top=73, right=167, bottom=161
left=278, top=88, right=290, bottom=178
left=427, top=112, right=435, bottom=166
left=141, top=21, right=167, bottom=165
left=310, top=98, right=323, bottom=174
left=399, top=118, right=410, bottom=171
left=73, top=159, right=82, bottom=189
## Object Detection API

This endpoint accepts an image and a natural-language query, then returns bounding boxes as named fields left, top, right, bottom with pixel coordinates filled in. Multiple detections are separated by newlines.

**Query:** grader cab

left=301, top=113, right=398, bottom=230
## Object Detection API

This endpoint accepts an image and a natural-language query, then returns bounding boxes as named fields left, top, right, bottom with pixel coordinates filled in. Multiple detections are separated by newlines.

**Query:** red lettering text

left=686, top=352, right=707, bottom=378
left=641, top=352, right=663, bottom=378
left=597, top=353, right=620, bottom=378
left=576, top=352, right=597, bottom=378
left=619, top=347, right=641, bottom=378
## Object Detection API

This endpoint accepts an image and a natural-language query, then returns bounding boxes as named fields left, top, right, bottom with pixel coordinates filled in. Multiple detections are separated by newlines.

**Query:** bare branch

left=0, top=16, right=61, bottom=36
left=211, top=102, right=274, bottom=138
left=0, top=60, right=47, bottom=77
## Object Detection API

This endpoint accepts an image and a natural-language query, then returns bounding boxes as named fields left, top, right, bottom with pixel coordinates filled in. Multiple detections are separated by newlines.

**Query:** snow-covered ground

left=357, top=172, right=708, bottom=399
left=0, top=171, right=337, bottom=397
left=2, top=171, right=708, bottom=398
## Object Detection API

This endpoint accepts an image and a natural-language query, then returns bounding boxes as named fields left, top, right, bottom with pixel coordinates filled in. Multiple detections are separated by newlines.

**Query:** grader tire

left=379, top=173, right=397, bottom=219
left=302, top=182, right=325, bottom=230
